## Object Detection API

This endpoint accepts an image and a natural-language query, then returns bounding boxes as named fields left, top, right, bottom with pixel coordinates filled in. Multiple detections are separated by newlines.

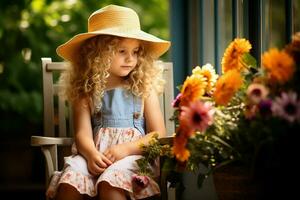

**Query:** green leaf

left=161, top=157, right=177, bottom=172
left=176, top=84, right=182, bottom=91
left=211, top=135, right=233, bottom=149
left=242, top=53, right=257, bottom=69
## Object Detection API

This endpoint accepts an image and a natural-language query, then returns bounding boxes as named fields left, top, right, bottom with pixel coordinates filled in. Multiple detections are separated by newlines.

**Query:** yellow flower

left=262, top=48, right=295, bottom=84
left=221, top=38, right=252, bottom=73
left=191, top=66, right=202, bottom=76
left=213, top=69, right=243, bottom=106
left=180, top=73, right=207, bottom=106
left=191, top=64, right=218, bottom=95
left=200, top=63, right=219, bottom=94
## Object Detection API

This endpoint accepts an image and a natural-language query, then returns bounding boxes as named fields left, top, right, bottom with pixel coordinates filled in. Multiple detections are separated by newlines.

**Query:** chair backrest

left=41, top=58, right=175, bottom=138
left=42, top=58, right=73, bottom=138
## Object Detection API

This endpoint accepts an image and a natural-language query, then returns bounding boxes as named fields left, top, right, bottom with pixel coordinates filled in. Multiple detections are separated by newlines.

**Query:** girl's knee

left=98, top=181, right=113, bottom=193
left=56, top=183, right=82, bottom=200
left=58, top=183, right=75, bottom=192
left=98, top=182, right=126, bottom=200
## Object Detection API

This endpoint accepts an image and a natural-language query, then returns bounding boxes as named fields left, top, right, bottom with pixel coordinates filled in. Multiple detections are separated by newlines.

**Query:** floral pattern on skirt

left=46, top=127, right=160, bottom=199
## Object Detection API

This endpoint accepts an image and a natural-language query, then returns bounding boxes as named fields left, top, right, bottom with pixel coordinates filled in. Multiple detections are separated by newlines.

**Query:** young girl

left=46, top=4, right=171, bottom=200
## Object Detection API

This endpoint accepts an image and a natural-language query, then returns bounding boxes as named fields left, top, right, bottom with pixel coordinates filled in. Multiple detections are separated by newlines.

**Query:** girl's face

left=109, top=38, right=140, bottom=78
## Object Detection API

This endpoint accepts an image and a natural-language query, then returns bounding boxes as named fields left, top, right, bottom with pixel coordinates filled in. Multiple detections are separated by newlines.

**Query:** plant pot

left=213, top=164, right=259, bottom=200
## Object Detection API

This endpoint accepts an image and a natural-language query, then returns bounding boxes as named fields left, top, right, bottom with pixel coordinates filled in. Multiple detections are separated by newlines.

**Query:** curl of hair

left=128, top=43, right=165, bottom=98
left=59, top=35, right=165, bottom=114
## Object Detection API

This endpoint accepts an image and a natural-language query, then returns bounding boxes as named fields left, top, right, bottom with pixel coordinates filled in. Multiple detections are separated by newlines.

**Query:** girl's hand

left=86, top=151, right=112, bottom=176
left=103, top=143, right=130, bottom=162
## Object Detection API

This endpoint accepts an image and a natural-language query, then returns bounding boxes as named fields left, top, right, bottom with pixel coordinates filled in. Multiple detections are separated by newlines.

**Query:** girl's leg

left=56, top=183, right=83, bottom=200
left=98, top=181, right=127, bottom=200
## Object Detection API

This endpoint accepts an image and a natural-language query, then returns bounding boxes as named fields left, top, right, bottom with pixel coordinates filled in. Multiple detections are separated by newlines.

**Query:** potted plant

left=137, top=32, right=300, bottom=199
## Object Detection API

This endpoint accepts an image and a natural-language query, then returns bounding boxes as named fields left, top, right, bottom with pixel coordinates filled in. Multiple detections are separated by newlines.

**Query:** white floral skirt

left=46, top=127, right=160, bottom=199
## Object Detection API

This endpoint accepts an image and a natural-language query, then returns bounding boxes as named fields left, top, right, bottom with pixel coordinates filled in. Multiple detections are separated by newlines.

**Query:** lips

left=121, top=65, right=133, bottom=70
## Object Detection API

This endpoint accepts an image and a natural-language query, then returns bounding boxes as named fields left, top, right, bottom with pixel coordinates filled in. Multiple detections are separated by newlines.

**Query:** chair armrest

left=31, top=136, right=73, bottom=182
left=158, top=135, right=174, bottom=145
left=31, top=135, right=73, bottom=146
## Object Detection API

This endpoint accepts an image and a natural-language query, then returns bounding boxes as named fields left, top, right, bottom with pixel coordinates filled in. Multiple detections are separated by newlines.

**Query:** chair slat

left=53, top=84, right=59, bottom=95
left=162, top=62, right=175, bottom=136
left=42, top=58, right=55, bottom=137
left=58, top=95, right=67, bottom=137
left=46, top=62, right=67, bottom=71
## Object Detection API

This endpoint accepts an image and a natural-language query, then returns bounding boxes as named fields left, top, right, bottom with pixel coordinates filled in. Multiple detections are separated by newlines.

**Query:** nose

left=125, top=52, right=135, bottom=63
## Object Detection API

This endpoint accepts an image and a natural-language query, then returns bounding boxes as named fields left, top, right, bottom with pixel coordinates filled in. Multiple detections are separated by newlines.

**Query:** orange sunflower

left=173, top=134, right=190, bottom=162
left=262, top=48, right=295, bottom=84
left=213, top=69, right=243, bottom=106
left=180, top=73, right=207, bottom=106
left=221, top=38, right=252, bottom=73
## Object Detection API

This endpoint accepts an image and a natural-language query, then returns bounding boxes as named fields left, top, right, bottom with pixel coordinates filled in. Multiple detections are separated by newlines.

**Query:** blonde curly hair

left=59, top=35, right=165, bottom=113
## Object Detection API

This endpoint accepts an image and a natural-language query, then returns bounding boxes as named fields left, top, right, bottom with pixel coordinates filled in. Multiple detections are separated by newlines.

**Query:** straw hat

left=56, top=4, right=171, bottom=62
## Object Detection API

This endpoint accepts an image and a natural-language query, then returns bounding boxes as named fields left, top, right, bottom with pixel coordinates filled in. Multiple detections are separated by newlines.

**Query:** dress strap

left=140, top=98, right=144, bottom=117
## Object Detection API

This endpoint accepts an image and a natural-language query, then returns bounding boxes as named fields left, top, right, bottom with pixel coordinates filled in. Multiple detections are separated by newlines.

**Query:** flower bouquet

left=137, top=32, right=300, bottom=194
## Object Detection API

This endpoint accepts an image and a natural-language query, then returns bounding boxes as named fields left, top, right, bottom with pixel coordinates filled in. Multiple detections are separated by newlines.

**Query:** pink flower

left=272, top=91, right=300, bottom=123
left=180, top=101, right=215, bottom=132
left=172, top=93, right=182, bottom=107
left=246, top=83, right=269, bottom=104
left=132, top=174, right=150, bottom=192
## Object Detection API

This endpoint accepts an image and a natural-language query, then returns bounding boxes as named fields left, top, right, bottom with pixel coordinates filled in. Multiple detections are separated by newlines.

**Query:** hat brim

left=56, top=29, right=171, bottom=62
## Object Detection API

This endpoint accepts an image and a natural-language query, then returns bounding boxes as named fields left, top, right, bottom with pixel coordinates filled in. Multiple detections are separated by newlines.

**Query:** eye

left=118, top=49, right=126, bottom=54
left=133, top=48, right=140, bottom=55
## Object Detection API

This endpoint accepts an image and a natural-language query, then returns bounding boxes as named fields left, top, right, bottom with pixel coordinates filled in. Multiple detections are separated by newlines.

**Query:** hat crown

left=88, top=5, right=141, bottom=32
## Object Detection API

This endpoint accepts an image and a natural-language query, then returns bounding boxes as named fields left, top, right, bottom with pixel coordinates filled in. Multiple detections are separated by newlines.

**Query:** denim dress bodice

left=92, top=88, right=145, bottom=135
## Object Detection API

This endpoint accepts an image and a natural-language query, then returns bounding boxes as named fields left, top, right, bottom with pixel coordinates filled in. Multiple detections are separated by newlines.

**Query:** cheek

left=133, top=57, right=138, bottom=65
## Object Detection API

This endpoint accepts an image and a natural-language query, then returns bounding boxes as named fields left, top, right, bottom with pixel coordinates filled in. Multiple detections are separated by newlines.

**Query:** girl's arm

left=103, top=89, right=166, bottom=160
left=131, top=88, right=167, bottom=149
left=72, top=98, right=112, bottom=175
left=144, top=89, right=167, bottom=137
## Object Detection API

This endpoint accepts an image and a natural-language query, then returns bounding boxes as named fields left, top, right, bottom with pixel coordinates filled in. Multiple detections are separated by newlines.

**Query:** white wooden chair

left=31, top=58, right=175, bottom=200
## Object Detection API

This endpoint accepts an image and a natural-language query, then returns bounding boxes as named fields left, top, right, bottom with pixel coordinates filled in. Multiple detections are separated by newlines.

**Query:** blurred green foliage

left=0, top=0, right=169, bottom=135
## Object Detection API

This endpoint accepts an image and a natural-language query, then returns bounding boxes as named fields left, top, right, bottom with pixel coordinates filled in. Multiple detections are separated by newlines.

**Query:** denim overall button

left=133, top=112, right=140, bottom=119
